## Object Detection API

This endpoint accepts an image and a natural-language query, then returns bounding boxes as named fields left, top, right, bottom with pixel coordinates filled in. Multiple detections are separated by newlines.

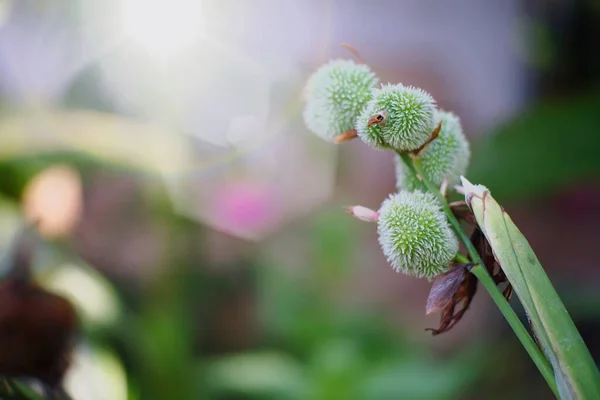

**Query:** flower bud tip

left=345, top=205, right=379, bottom=222
left=459, top=176, right=488, bottom=199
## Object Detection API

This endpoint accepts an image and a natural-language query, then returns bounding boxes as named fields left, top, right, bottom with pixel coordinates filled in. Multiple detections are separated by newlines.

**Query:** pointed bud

left=345, top=205, right=379, bottom=222
left=460, top=176, right=488, bottom=203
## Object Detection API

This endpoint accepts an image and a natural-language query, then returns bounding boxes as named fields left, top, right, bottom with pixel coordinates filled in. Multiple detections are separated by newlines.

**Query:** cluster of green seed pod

left=302, top=58, right=471, bottom=280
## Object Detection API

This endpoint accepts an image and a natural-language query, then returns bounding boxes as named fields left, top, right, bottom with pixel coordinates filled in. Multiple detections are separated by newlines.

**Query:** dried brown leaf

left=426, top=264, right=466, bottom=315
left=426, top=263, right=478, bottom=335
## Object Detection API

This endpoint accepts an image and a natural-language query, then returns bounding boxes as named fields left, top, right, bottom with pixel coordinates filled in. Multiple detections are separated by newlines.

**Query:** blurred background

left=0, top=0, right=598, bottom=399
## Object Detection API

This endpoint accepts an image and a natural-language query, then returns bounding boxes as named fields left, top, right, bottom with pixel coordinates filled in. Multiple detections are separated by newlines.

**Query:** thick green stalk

left=469, top=265, right=559, bottom=397
left=465, top=178, right=600, bottom=399
left=397, top=152, right=558, bottom=397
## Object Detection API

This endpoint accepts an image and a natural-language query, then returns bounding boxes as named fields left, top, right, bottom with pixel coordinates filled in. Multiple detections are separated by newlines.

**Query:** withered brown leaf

left=471, top=227, right=513, bottom=301
left=449, top=202, right=477, bottom=225
left=426, top=263, right=477, bottom=335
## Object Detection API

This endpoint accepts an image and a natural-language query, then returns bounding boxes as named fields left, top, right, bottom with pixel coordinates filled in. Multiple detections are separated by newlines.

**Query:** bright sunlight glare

left=119, top=0, right=204, bottom=59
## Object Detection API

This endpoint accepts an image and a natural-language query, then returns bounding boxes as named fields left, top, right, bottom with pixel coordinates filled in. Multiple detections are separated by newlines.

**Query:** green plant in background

left=0, top=152, right=498, bottom=400
left=204, top=210, right=488, bottom=400
left=303, top=49, right=600, bottom=399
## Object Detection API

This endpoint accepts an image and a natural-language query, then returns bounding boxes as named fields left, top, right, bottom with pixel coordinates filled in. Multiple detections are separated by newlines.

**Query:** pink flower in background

left=211, top=181, right=279, bottom=239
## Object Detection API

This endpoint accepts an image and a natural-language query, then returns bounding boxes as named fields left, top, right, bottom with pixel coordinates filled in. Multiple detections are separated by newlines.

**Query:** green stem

left=470, top=265, right=558, bottom=398
left=454, top=252, right=470, bottom=264
left=398, top=152, right=559, bottom=397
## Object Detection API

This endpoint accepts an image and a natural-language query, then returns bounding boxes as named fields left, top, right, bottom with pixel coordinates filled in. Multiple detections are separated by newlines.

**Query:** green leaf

left=205, top=351, right=306, bottom=399
left=468, top=89, right=600, bottom=202
left=359, top=359, right=468, bottom=400
left=462, top=177, right=600, bottom=399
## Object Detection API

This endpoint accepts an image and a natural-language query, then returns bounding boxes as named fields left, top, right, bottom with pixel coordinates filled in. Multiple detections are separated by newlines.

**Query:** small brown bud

left=333, top=129, right=359, bottom=143
left=367, top=111, right=387, bottom=128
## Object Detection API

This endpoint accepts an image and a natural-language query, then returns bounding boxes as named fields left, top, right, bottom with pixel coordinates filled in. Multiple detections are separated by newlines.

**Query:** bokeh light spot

left=119, top=0, right=204, bottom=59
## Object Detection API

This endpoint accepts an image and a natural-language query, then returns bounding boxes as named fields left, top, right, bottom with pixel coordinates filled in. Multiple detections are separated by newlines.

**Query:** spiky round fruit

left=303, top=59, right=378, bottom=141
left=356, top=84, right=437, bottom=151
left=377, top=190, right=458, bottom=279
left=395, top=110, right=470, bottom=191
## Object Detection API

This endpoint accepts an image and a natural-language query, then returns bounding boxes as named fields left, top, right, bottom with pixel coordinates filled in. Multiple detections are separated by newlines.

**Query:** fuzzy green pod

left=303, top=59, right=379, bottom=141
left=377, top=190, right=458, bottom=279
left=356, top=84, right=437, bottom=151
left=395, top=110, right=470, bottom=191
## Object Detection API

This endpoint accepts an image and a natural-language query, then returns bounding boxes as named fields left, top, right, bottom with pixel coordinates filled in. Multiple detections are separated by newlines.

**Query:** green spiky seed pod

left=377, top=190, right=458, bottom=279
left=303, top=59, right=379, bottom=141
left=356, top=84, right=437, bottom=151
left=395, top=110, right=470, bottom=191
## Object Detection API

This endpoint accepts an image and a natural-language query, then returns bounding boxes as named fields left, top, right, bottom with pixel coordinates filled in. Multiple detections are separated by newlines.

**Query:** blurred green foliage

left=0, top=188, right=492, bottom=400
left=1, top=4, right=599, bottom=399
left=1, top=88, right=599, bottom=400
left=469, top=88, right=600, bottom=202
